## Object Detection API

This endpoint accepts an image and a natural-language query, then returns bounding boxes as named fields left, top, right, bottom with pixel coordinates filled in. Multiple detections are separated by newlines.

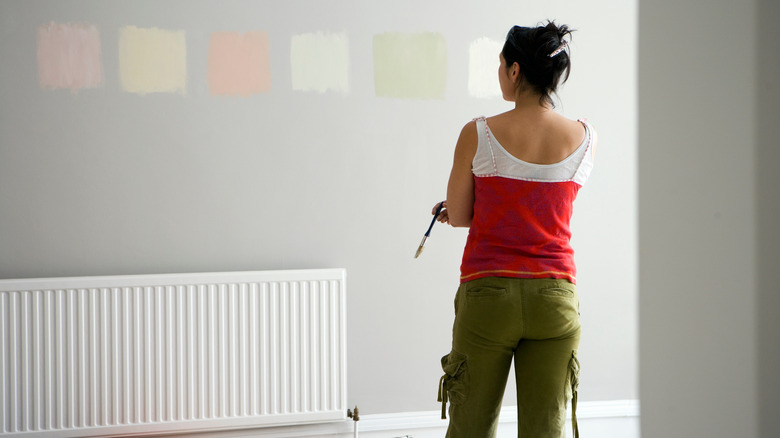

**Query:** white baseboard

left=172, top=400, right=640, bottom=438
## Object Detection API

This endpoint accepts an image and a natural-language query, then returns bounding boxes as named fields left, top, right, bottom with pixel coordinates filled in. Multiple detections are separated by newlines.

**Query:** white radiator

left=0, top=269, right=347, bottom=437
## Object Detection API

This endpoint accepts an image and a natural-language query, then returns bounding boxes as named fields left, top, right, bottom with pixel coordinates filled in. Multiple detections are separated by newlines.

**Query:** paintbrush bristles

left=414, top=236, right=428, bottom=258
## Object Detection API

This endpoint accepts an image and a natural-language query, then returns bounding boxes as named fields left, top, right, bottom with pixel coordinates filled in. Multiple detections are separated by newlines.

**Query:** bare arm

left=437, top=121, right=477, bottom=228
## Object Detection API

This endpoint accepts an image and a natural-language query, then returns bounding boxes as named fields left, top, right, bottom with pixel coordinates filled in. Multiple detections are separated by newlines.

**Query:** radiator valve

left=347, top=405, right=360, bottom=422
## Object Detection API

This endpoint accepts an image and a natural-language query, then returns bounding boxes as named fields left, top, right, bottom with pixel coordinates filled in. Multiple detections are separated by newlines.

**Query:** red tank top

left=460, top=117, right=596, bottom=284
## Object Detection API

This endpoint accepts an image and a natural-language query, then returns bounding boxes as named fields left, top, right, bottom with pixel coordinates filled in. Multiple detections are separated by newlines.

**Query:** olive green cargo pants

left=438, top=277, right=581, bottom=438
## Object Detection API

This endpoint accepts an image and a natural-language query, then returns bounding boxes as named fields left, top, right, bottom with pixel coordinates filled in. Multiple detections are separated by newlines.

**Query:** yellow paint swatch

left=119, top=26, right=186, bottom=94
left=373, top=32, right=446, bottom=99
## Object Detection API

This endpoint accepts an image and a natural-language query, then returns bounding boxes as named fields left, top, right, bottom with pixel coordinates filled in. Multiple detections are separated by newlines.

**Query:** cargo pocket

left=437, top=351, right=468, bottom=420
left=566, top=351, right=581, bottom=438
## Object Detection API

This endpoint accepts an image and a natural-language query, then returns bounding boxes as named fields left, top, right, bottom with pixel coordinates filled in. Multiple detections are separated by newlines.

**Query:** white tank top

left=472, top=116, right=596, bottom=186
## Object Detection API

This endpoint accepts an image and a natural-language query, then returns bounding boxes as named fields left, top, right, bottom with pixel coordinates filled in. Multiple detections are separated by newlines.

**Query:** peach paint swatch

left=208, top=31, right=271, bottom=96
left=468, top=37, right=502, bottom=98
left=290, top=31, right=349, bottom=93
left=37, top=22, right=103, bottom=91
left=373, top=32, right=446, bottom=99
left=119, top=26, right=186, bottom=94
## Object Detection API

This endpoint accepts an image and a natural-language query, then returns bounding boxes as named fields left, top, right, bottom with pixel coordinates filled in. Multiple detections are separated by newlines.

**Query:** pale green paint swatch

left=373, top=32, right=446, bottom=99
left=468, top=37, right=502, bottom=98
left=291, top=31, right=350, bottom=93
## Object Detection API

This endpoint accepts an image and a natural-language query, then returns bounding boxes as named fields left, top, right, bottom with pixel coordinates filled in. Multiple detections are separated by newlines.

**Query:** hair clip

left=548, top=40, right=568, bottom=58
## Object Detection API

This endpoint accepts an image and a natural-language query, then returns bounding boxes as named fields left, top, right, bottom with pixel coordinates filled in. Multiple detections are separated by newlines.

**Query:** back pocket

left=465, top=286, right=507, bottom=298
left=539, top=280, right=576, bottom=298
left=539, top=287, right=575, bottom=298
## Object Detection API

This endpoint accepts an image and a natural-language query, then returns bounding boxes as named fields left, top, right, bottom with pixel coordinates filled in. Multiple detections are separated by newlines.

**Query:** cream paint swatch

left=373, top=32, right=446, bottom=99
left=208, top=31, right=271, bottom=96
left=290, top=31, right=349, bottom=93
left=119, top=26, right=186, bottom=94
left=37, top=22, right=103, bottom=91
left=468, top=37, right=503, bottom=98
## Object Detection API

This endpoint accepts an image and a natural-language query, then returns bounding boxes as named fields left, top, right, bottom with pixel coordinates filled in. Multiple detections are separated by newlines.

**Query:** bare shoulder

left=551, top=113, right=588, bottom=148
left=552, top=112, right=586, bottom=132
left=462, top=118, right=478, bottom=134
left=453, top=120, right=478, bottom=161
left=484, top=110, right=514, bottom=127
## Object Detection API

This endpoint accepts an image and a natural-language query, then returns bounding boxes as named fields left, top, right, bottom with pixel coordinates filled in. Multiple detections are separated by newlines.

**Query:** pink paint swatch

left=208, top=31, right=271, bottom=96
left=37, top=22, right=103, bottom=91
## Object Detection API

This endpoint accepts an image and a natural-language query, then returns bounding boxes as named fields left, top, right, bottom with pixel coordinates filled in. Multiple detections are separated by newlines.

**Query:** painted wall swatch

left=208, top=31, right=271, bottom=96
left=373, top=32, right=446, bottom=100
left=468, top=37, right=502, bottom=98
left=119, top=26, right=186, bottom=94
left=290, top=31, right=349, bottom=93
left=37, top=22, right=103, bottom=91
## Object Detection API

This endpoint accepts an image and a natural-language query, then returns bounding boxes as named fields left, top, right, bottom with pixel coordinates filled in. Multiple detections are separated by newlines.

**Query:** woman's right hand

left=433, top=201, right=450, bottom=225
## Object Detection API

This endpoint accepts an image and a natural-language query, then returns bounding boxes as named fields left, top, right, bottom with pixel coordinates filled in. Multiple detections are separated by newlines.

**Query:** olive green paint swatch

left=372, top=32, right=446, bottom=99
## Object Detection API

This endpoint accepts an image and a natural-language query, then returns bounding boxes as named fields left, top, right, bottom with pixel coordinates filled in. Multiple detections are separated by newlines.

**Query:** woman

left=435, top=21, right=595, bottom=438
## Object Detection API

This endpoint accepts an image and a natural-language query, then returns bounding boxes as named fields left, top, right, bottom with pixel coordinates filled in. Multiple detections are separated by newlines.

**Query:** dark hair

left=502, top=21, right=573, bottom=107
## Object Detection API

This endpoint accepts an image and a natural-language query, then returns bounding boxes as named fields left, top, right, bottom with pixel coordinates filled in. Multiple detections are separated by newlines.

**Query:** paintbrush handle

left=425, top=202, right=445, bottom=236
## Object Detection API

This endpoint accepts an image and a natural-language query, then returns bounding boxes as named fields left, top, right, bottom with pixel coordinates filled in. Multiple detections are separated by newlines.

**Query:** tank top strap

left=571, top=119, right=596, bottom=185
left=472, top=116, right=498, bottom=176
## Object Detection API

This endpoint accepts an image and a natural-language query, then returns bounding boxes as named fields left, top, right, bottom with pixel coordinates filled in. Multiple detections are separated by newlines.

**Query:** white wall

left=638, top=0, right=780, bottom=436
left=0, top=0, right=637, bottom=417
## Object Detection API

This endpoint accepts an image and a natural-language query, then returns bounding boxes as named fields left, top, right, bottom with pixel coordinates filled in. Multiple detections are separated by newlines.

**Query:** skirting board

left=168, top=399, right=640, bottom=438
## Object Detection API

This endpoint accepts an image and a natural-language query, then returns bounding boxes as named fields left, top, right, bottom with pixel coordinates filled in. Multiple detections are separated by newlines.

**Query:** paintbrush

left=414, top=202, right=445, bottom=258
